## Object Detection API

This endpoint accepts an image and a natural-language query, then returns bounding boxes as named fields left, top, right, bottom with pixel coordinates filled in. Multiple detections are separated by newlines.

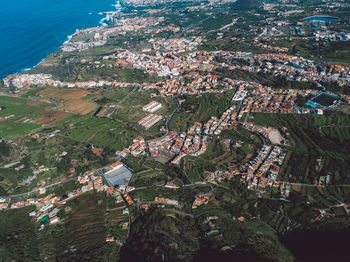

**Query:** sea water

left=0, top=0, right=118, bottom=79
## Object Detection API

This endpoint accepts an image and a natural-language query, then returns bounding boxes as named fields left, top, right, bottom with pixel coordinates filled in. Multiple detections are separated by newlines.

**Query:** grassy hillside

left=0, top=207, right=40, bottom=262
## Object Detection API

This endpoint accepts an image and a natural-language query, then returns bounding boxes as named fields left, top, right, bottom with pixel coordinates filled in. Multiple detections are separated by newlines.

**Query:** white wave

left=20, top=58, right=46, bottom=73
left=63, top=31, right=76, bottom=44
left=99, top=17, right=108, bottom=27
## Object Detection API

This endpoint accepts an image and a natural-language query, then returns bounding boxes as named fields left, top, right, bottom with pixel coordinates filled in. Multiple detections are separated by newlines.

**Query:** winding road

left=0, top=177, right=78, bottom=199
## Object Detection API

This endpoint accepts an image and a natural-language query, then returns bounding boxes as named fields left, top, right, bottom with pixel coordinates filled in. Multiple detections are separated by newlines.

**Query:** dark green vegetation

left=0, top=140, right=11, bottom=164
left=287, top=185, right=350, bottom=210
left=121, top=208, right=200, bottom=262
left=0, top=193, right=128, bottom=262
left=130, top=184, right=212, bottom=210
left=252, top=113, right=350, bottom=184
left=130, top=169, right=167, bottom=188
left=216, top=67, right=321, bottom=91
left=170, top=92, right=233, bottom=131
left=124, top=177, right=295, bottom=262
left=0, top=207, right=40, bottom=262
left=50, top=192, right=121, bottom=262
left=291, top=40, right=350, bottom=64
left=0, top=0, right=350, bottom=261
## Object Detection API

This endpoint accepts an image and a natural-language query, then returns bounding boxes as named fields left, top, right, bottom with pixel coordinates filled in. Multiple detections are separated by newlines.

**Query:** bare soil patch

left=259, top=127, right=285, bottom=145
left=26, top=100, right=51, bottom=105
left=39, top=88, right=90, bottom=100
left=36, top=110, right=71, bottom=125
left=38, top=88, right=97, bottom=114
left=62, top=100, right=97, bottom=115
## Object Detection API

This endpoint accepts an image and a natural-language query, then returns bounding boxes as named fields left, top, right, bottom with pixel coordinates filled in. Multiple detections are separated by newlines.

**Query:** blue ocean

left=0, top=0, right=117, bottom=79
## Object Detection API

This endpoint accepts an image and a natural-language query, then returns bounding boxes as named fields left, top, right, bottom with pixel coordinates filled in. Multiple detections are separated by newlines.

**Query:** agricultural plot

left=130, top=183, right=208, bottom=204
left=123, top=156, right=150, bottom=173
left=51, top=192, right=120, bottom=262
left=63, top=116, right=143, bottom=150
left=130, top=186, right=178, bottom=202
left=0, top=207, right=40, bottom=262
left=0, top=95, right=52, bottom=138
left=105, top=207, right=129, bottom=244
left=129, top=169, right=167, bottom=188
left=0, top=121, right=40, bottom=138
left=38, top=88, right=98, bottom=115
left=251, top=113, right=350, bottom=183
left=184, top=157, right=214, bottom=182
left=0, top=95, right=51, bottom=119
left=35, top=110, right=71, bottom=125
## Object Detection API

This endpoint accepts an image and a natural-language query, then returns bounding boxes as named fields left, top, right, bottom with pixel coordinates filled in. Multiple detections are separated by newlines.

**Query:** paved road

left=165, top=96, right=180, bottom=134
left=66, top=57, right=88, bottom=81
left=0, top=177, right=78, bottom=199
left=133, top=182, right=210, bottom=191
left=117, top=84, right=139, bottom=106
left=277, top=181, right=350, bottom=188
left=164, top=208, right=194, bottom=218
left=136, top=202, right=194, bottom=218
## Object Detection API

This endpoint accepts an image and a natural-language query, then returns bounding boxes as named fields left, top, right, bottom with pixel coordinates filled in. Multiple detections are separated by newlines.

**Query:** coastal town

left=0, top=0, right=350, bottom=261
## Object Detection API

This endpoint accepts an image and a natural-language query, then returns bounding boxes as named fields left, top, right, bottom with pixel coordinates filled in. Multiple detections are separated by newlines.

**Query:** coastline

left=1, top=0, right=122, bottom=80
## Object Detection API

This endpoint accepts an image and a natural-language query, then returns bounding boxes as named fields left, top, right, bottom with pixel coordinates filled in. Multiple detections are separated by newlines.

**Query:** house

left=111, top=161, right=123, bottom=169
left=122, top=223, right=129, bottom=230
left=106, top=236, right=115, bottom=242
left=237, top=216, right=246, bottom=222
left=92, top=147, right=104, bottom=157
left=107, top=187, right=115, bottom=195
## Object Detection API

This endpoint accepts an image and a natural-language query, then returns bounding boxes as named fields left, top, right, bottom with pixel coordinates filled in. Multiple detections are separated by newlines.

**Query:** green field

left=0, top=121, right=41, bottom=138
left=59, top=115, right=142, bottom=150
left=0, top=96, right=53, bottom=138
